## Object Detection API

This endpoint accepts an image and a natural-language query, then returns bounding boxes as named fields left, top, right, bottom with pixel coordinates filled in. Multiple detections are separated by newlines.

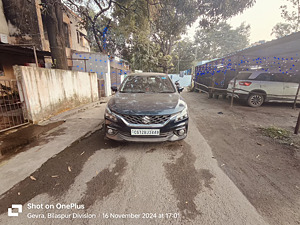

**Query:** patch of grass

left=259, top=126, right=300, bottom=149
left=260, top=126, right=291, bottom=141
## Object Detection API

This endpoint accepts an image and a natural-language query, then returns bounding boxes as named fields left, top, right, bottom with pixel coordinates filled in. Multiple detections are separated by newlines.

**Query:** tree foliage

left=65, top=0, right=115, bottom=53
left=168, top=22, right=250, bottom=73
left=272, top=0, right=300, bottom=38
left=194, top=22, right=250, bottom=60
left=196, top=0, right=256, bottom=27
left=170, top=38, right=196, bottom=73
left=61, top=0, right=256, bottom=72
left=149, top=1, right=198, bottom=72
left=271, top=23, right=294, bottom=39
left=109, top=0, right=156, bottom=71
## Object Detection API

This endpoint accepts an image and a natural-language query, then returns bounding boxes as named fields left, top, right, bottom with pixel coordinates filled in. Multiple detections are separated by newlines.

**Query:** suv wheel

left=247, top=93, right=264, bottom=107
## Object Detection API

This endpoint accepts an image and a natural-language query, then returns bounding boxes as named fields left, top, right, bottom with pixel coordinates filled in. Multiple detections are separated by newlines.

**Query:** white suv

left=227, top=70, right=300, bottom=107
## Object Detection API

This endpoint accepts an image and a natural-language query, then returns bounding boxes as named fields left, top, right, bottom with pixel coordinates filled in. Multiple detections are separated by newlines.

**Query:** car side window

left=255, top=73, right=273, bottom=81
left=284, top=74, right=300, bottom=83
left=254, top=73, right=286, bottom=82
left=237, top=72, right=252, bottom=80
left=272, top=73, right=285, bottom=82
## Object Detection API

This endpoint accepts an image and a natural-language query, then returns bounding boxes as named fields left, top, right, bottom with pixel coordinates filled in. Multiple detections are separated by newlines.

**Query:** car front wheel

left=247, top=93, right=264, bottom=107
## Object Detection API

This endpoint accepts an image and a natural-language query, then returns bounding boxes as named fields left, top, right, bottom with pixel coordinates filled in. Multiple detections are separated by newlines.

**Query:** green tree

left=150, top=0, right=198, bottom=72
left=170, top=38, right=196, bottom=73
left=271, top=23, right=293, bottom=39
left=148, top=0, right=256, bottom=72
left=194, top=22, right=250, bottom=60
left=111, top=0, right=256, bottom=72
left=272, top=0, right=300, bottom=38
left=110, top=0, right=157, bottom=71
left=196, top=0, right=256, bottom=27
left=66, top=0, right=256, bottom=71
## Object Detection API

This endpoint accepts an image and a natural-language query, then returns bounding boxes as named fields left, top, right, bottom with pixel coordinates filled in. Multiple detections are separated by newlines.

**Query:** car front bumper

left=105, top=118, right=188, bottom=142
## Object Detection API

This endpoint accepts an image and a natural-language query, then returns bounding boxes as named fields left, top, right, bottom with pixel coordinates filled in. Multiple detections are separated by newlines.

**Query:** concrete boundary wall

left=14, top=66, right=98, bottom=123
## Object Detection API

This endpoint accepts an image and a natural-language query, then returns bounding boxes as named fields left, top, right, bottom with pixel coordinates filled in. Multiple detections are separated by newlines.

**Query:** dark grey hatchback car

left=104, top=72, right=188, bottom=142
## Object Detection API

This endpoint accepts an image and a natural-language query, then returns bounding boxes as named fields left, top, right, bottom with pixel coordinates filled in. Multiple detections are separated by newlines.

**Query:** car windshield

left=119, top=75, right=176, bottom=93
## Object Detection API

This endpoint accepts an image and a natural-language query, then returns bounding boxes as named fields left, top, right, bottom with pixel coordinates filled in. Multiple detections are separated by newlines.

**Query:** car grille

left=121, top=114, right=172, bottom=125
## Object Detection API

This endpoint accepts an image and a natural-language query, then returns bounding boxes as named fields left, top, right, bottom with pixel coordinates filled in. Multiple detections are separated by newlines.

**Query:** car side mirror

left=111, top=86, right=118, bottom=92
left=178, top=87, right=184, bottom=93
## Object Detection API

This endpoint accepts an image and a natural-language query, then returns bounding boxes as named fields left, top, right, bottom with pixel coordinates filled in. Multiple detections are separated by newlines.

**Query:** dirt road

left=183, top=91, right=300, bottom=225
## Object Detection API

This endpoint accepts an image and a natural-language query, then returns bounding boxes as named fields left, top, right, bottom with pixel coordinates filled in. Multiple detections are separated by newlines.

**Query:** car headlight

left=175, top=107, right=188, bottom=122
left=105, top=107, right=118, bottom=122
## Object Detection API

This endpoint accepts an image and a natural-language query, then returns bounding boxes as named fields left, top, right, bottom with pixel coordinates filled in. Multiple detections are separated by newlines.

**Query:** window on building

left=81, top=35, right=85, bottom=47
left=42, top=22, right=49, bottom=40
left=76, top=30, right=86, bottom=47
left=63, top=23, right=70, bottom=48
left=77, top=31, right=80, bottom=44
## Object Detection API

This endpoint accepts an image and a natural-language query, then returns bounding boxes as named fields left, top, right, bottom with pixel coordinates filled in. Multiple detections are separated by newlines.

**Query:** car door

left=283, top=73, right=299, bottom=100
left=256, top=73, right=283, bottom=100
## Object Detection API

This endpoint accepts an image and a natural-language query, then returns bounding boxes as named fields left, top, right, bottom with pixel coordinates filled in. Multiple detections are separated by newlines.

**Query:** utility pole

left=192, top=46, right=198, bottom=82
left=295, top=111, right=300, bottom=134
left=178, top=57, right=180, bottom=75
left=293, top=82, right=300, bottom=109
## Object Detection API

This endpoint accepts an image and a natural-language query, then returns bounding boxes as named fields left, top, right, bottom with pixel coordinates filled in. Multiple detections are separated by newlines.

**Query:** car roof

left=127, top=72, right=168, bottom=76
left=239, top=70, right=278, bottom=73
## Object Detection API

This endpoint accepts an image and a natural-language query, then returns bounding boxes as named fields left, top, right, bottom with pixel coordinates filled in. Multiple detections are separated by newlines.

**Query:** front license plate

left=131, top=129, right=160, bottom=136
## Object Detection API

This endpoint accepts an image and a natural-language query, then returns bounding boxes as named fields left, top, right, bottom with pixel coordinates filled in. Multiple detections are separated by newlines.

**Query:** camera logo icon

left=8, top=204, right=22, bottom=217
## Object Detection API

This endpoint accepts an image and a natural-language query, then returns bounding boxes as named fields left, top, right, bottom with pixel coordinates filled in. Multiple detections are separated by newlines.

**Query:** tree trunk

left=42, top=0, right=68, bottom=70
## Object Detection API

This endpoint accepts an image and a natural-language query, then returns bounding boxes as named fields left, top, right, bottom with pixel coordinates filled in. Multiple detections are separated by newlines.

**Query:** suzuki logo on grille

left=142, top=116, right=151, bottom=124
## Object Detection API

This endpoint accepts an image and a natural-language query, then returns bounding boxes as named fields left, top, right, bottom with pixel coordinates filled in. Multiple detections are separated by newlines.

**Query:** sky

left=187, top=0, right=290, bottom=44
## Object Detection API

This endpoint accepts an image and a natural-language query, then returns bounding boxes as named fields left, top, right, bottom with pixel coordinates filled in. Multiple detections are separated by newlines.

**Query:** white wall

left=14, top=66, right=98, bottom=123
left=120, top=74, right=125, bottom=83
left=0, top=0, right=9, bottom=39
left=105, top=59, right=111, bottom=96
left=169, top=74, right=192, bottom=87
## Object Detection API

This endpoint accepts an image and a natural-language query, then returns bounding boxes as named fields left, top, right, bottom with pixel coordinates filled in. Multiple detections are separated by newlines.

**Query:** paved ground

left=0, top=101, right=106, bottom=195
left=0, top=92, right=299, bottom=224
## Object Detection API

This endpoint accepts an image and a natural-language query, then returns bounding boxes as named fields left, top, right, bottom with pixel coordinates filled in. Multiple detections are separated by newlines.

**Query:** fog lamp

left=107, top=128, right=114, bottom=135
left=107, top=127, right=117, bottom=135
left=177, top=129, right=185, bottom=136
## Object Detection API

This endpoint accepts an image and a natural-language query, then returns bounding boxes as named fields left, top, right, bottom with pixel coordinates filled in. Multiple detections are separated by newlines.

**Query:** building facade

left=0, top=0, right=91, bottom=80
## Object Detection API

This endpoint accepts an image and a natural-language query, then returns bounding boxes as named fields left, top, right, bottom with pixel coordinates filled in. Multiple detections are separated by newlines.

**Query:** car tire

left=247, top=93, right=264, bottom=107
